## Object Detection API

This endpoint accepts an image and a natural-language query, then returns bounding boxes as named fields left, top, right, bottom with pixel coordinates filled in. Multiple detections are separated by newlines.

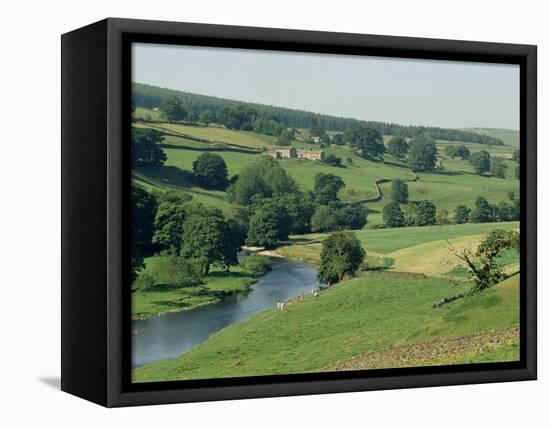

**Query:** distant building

left=311, top=136, right=321, bottom=144
left=268, top=146, right=297, bottom=159
left=298, top=148, right=325, bottom=161
left=152, top=107, right=160, bottom=111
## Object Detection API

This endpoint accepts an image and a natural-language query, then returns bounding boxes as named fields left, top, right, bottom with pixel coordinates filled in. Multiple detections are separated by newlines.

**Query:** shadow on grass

left=136, top=165, right=196, bottom=188
left=160, top=143, right=257, bottom=155
left=141, top=282, right=205, bottom=293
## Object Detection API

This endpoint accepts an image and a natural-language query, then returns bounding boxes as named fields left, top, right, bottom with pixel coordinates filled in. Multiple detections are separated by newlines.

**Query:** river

left=132, top=257, right=320, bottom=368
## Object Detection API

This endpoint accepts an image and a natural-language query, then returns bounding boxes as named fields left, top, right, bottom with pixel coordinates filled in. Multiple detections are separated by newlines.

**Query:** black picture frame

left=61, top=17, right=537, bottom=407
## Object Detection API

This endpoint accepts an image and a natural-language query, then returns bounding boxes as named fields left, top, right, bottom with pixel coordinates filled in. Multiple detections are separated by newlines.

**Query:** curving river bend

left=132, top=257, right=319, bottom=368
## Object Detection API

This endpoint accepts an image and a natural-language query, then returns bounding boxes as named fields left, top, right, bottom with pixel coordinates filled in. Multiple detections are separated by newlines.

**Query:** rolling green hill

left=464, top=128, right=520, bottom=147
left=133, top=273, right=519, bottom=382
left=132, top=109, right=519, bottom=224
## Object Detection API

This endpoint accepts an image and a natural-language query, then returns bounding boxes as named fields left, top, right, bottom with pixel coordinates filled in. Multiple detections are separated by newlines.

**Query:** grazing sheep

left=313, top=291, right=319, bottom=298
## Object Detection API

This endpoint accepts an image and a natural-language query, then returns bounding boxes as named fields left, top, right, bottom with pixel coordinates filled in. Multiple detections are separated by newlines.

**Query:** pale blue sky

left=132, top=43, right=519, bottom=130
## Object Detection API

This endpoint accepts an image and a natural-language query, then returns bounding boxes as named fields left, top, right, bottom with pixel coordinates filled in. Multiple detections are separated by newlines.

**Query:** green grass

left=132, top=119, right=520, bottom=225
left=132, top=256, right=262, bottom=319
left=136, top=120, right=275, bottom=149
left=287, top=221, right=519, bottom=255
left=463, top=128, right=520, bottom=148
left=133, top=273, right=519, bottom=382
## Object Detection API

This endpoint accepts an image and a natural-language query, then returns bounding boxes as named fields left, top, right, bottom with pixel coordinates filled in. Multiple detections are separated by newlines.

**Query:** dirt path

left=324, top=326, right=519, bottom=371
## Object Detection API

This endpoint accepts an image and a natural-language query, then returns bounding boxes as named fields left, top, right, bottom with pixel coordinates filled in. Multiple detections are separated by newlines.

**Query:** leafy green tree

left=246, top=201, right=292, bottom=248
left=515, top=164, right=520, bottom=180
left=495, top=201, right=516, bottom=222
left=470, top=196, right=494, bottom=223
left=180, top=214, right=238, bottom=275
left=153, top=201, right=189, bottom=253
left=408, top=136, right=437, bottom=171
left=390, top=180, right=409, bottom=204
left=276, top=129, right=293, bottom=146
left=198, top=109, right=215, bottom=124
left=192, top=153, right=229, bottom=189
left=454, top=205, right=471, bottom=224
left=387, top=136, right=408, bottom=160
left=469, top=150, right=491, bottom=175
left=132, top=128, right=167, bottom=168
left=383, top=201, right=405, bottom=228
left=490, top=157, right=508, bottom=179
left=445, top=145, right=470, bottom=159
left=228, top=156, right=297, bottom=205
left=276, top=192, right=316, bottom=234
left=314, top=173, right=345, bottom=205
left=512, top=149, right=520, bottom=162
left=348, top=127, right=385, bottom=160
left=414, top=200, right=437, bottom=226
left=131, top=185, right=158, bottom=279
left=318, top=232, right=365, bottom=285
left=160, top=96, right=187, bottom=122
left=337, top=205, right=367, bottom=230
left=159, top=256, right=204, bottom=287
left=332, top=134, right=344, bottom=145
left=241, top=253, right=272, bottom=274
left=436, top=208, right=450, bottom=225
left=323, top=153, right=342, bottom=167
left=311, top=205, right=340, bottom=232
left=455, top=230, right=519, bottom=292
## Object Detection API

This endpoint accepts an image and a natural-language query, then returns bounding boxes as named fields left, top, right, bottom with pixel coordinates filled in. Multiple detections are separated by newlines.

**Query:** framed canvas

left=61, top=18, right=537, bottom=407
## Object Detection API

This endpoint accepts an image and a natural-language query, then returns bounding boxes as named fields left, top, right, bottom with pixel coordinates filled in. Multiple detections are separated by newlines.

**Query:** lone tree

left=387, top=136, right=408, bottom=160
left=132, top=128, right=167, bottom=168
left=192, top=153, right=229, bottom=189
left=160, top=96, right=187, bottom=122
left=318, top=232, right=365, bottom=285
left=383, top=201, right=405, bottom=228
left=180, top=214, right=238, bottom=275
left=454, top=229, right=519, bottom=292
left=469, top=150, right=491, bottom=175
left=414, top=200, right=437, bottom=226
left=314, top=173, right=345, bottom=205
left=390, top=180, right=409, bottom=204
left=490, top=157, right=508, bottom=179
left=445, top=145, right=470, bottom=159
left=348, top=127, right=385, bottom=160
left=454, top=205, right=471, bottom=224
left=470, top=196, right=494, bottom=223
left=408, top=136, right=437, bottom=172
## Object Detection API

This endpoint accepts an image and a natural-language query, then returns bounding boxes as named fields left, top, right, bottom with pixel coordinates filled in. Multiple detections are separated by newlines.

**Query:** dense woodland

left=132, top=83, right=505, bottom=145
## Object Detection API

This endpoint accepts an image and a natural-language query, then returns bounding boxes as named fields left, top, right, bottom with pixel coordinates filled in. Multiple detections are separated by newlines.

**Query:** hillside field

left=132, top=108, right=519, bottom=224
left=133, top=272, right=519, bottom=382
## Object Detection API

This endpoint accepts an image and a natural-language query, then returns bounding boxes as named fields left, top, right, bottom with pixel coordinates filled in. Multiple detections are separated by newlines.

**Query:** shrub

left=242, top=253, right=272, bottom=274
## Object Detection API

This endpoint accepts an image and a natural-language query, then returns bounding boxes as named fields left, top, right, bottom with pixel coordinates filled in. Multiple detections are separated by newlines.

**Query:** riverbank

left=132, top=256, right=266, bottom=320
left=132, top=256, right=321, bottom=367
left=133, top=273, right=520, bottom=382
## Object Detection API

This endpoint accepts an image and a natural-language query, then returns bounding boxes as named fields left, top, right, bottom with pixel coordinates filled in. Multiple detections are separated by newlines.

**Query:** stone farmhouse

left=268, top=146, right=297, bottom=159
left=267, top=146, right=324, bottom=162
left=298, top=148, right=325, bottom=161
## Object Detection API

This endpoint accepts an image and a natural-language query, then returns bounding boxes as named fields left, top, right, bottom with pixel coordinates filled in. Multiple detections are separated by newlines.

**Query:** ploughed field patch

left=325, top=326, right=519, bottom=371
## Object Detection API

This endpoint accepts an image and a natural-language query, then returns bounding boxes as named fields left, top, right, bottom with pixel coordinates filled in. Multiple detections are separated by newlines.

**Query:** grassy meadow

left=133, top=273, right=519, bottom=382
left=131, top=104, right=521, bottom=382
left=133, top=108, right=519, bottom=224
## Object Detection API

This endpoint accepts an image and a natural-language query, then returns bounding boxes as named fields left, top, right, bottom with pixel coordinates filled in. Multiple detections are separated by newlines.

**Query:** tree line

left=132, top=82, right=505, bottom=145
